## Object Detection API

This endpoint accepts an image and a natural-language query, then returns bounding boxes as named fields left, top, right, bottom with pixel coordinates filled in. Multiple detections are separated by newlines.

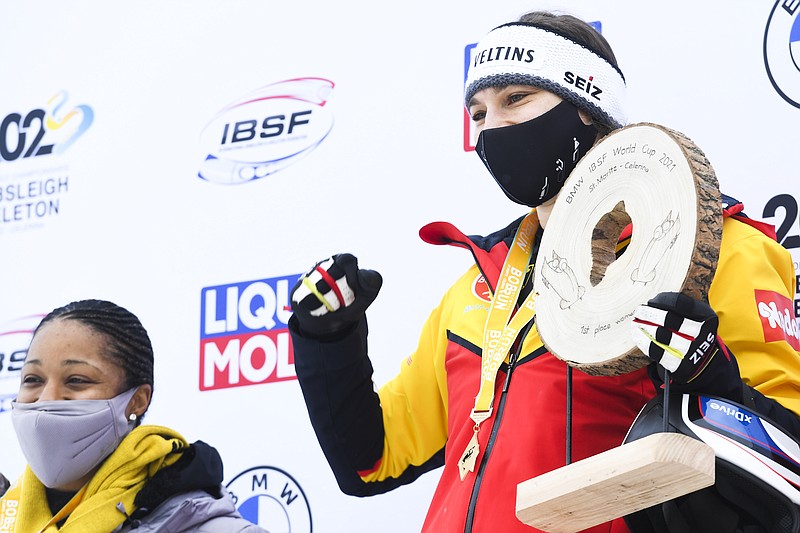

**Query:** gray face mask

left=11, top=387, right=138, bottom=488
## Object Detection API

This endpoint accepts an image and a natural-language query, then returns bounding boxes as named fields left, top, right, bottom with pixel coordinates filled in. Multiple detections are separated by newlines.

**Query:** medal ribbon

left=458, top=209, right=540, bottom=480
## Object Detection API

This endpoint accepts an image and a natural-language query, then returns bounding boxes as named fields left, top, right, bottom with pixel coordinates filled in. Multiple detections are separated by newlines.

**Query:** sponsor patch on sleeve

left=471, top=274, right=491, bottom=302
left=755, top=289, right=800, bottom=350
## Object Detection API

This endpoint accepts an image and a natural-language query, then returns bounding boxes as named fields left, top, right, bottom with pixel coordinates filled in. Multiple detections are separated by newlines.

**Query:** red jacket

left=291, top=198, right=800, bottom=532
left=292, top=213, right=653, bottom=533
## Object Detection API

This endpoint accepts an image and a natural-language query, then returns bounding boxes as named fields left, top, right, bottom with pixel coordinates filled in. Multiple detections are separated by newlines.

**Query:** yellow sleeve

left=710, top=217, right=800, bottom=415
left=359, top=286, right=452, bottom=481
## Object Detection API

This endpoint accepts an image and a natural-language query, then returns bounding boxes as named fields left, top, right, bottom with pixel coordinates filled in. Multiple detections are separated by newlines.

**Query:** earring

left=129, top=413, right=138, bottom=422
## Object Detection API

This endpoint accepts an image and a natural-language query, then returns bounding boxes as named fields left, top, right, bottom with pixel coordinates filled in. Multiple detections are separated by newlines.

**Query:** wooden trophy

left=516, top=124, right=722, bottom=533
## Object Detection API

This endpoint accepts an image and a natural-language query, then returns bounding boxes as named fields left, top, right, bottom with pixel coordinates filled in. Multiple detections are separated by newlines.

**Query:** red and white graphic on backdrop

left=197, top=78, right=335, bottom=185
left=199, top=274, right=300, bottom=391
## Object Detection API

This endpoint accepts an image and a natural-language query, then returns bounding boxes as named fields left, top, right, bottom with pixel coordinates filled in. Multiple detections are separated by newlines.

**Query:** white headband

left=465, top=23, right=627, bottom=129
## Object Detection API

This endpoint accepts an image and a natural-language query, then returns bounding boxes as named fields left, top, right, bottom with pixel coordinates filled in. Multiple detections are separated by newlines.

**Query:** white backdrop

left=1, top=1, right=798, bottom=531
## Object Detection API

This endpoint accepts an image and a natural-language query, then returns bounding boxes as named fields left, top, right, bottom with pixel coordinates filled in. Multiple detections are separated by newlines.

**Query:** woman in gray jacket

left=0, top=299, right=266, bottom=532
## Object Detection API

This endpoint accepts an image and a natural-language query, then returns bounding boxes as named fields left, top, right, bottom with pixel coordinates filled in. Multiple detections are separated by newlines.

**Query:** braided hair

left=33, top=299, right=155, bottom=408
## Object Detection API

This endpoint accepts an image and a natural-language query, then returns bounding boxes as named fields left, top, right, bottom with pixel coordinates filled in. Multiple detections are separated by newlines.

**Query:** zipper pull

left=502, top=351, right=518, bottom=393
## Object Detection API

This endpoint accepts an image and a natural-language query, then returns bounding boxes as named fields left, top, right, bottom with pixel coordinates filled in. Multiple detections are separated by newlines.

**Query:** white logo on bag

left=708, top=401, right=753, bottom=423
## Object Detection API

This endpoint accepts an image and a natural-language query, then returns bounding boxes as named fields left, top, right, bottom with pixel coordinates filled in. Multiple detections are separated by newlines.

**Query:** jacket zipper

left=464, top=320, right=535, bottom=532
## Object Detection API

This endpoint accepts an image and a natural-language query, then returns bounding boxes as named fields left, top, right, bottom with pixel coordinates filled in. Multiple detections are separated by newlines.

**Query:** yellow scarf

left=0, top=425, right=188, bottom=533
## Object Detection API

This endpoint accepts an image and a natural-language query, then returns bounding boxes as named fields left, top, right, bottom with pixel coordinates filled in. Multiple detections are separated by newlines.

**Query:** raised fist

left=290, top=253, right=382, bottom=339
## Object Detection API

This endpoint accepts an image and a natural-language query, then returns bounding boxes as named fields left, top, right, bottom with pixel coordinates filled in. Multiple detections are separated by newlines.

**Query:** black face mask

left=475, top=100, right=598, bottom=208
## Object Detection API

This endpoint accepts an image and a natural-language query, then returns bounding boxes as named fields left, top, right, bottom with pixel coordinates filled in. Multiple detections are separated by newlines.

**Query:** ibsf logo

left=226, top=466, right=312, bottom=532
left=764, top=0, right=800, bottom=108
left=0, top=91, right=93, bottom=163
left=0, top=315, right=43, bottom=414
left=198, top=78, right=335, bottom=185
left=199, top=274, right=300, bottom=391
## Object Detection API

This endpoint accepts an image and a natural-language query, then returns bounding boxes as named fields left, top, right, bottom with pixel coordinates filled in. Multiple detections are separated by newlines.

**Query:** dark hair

left=516, top=10, right=618, bottom=68
left=34, top=299, right=155, bottom=403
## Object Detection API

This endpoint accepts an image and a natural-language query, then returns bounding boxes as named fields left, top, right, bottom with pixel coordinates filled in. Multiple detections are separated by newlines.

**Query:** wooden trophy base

left=516, top=433, right=715, bottom=533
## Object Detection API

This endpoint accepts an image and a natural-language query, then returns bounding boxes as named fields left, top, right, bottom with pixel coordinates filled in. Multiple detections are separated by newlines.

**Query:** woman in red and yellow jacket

left=289, top=10, right=800, bottom=533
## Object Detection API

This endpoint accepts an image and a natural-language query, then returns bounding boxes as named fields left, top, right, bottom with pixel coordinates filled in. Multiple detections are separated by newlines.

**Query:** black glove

left=631, top=291, right=742, bottom=400
left=290, top=253, right=382, bottom=340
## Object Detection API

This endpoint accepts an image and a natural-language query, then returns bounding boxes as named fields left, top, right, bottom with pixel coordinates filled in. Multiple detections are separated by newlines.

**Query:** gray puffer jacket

left=113, top=441, right=267, bottom=532
left=116, top=487, right=265, bottom=532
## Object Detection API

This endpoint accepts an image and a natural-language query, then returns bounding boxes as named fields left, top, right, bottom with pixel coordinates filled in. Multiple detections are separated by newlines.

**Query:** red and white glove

left=631, top=292, right=741, bottom=398
left=290, top=253, right=382, bottom=339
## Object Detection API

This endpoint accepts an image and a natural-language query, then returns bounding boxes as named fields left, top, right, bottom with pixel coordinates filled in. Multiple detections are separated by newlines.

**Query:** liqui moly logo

left=199, top=274, right=301, bottom=391
left=756, top=289, right=800, bottom=350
